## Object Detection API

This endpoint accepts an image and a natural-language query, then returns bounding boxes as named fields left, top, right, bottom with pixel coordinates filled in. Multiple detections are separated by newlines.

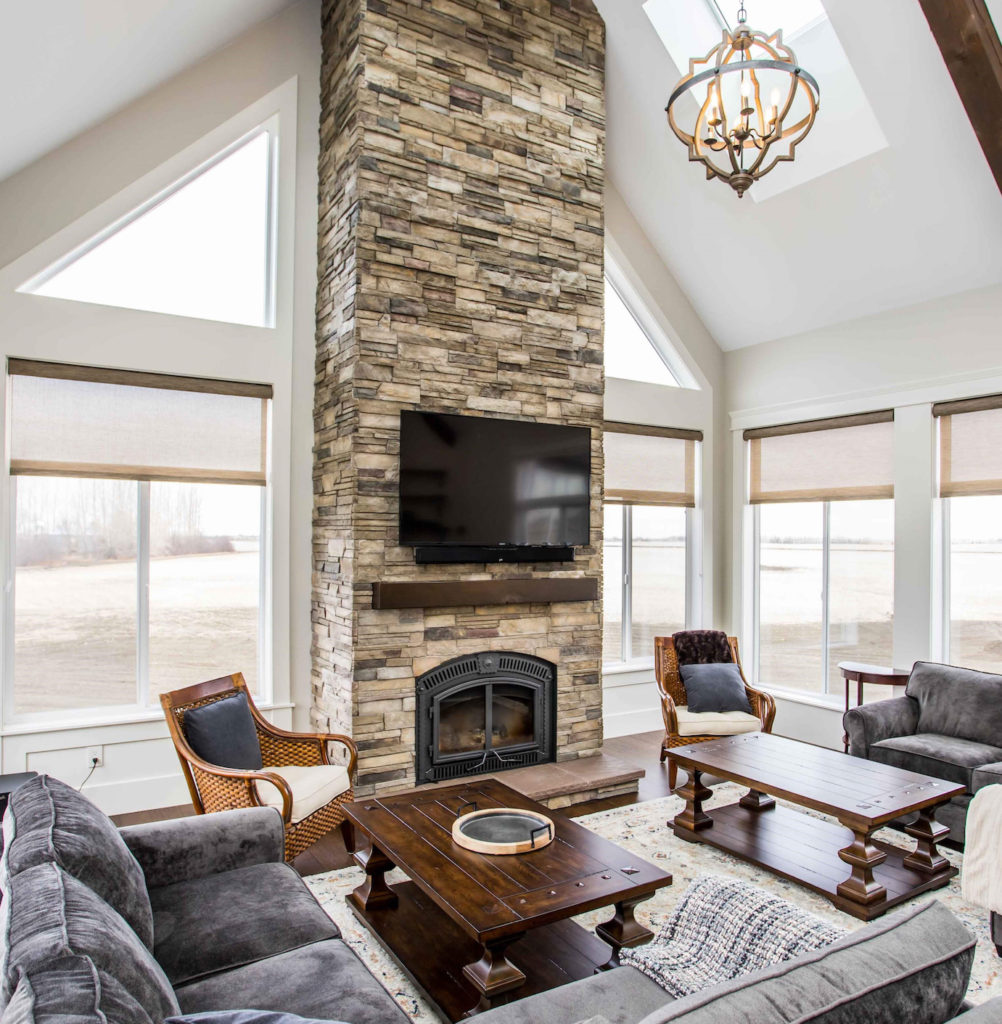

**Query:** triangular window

left=22, top=129, right=274, bottom=327
left=604, top=276, right=680, bottom=387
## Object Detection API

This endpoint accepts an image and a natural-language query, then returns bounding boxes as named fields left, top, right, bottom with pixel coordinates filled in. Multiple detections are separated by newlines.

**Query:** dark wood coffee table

left=343, top=778, right=672, bottom=1021
left=668, top=733, right=963, bottom=921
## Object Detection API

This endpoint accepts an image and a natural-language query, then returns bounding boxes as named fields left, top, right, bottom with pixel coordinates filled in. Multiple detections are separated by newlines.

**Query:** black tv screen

left=399, top=411, right=591, bottom=548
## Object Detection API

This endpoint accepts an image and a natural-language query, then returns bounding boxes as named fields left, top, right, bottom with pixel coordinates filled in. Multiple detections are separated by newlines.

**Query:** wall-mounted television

left=399, top=410, right=591, bottom=563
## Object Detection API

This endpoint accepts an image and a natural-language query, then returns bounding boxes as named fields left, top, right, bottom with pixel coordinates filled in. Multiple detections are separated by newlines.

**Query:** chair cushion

left=679, top=664, right=752, bottom=715
left=2, top=955, right=159, bottom=1024
left=675, top=707, right=761, bottom=738
left=907, top=661, right=1002, bottom=747
left=182, top=692, right=263, bottom=770
left=149, top=861, right=339, bottom=987
left=869, top=733, right=1002, bottom=791
left=1, top=774, right=154, bottom=949
left=175, top=938, right=410, bottom=1024
left=253, top=765, right=350, bottom=822
left=672, top=631, right=733, bottom=666
left=1, top=863, right=179, bottom=1021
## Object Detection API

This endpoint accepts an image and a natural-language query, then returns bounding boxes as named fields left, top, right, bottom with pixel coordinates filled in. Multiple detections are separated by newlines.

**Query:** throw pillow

left=1, top=774, right=154, bottom=949
left=620, top=876, right=844, bottom=998
left=680, top=663, right=753, bottom=714
left=182, top=691, right=263, bottom=770
left=166, top=1014, right=351, bottom=1024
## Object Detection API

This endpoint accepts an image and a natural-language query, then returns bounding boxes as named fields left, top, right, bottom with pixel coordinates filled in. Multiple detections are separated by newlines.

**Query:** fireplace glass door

left=435, top=680, right=537, bottom=762
left=437, top=688, right=487, bottom=757
left=491, top=683, right=534, bottom=750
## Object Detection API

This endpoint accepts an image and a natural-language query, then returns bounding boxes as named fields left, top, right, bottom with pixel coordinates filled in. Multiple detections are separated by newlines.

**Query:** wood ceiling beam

left=916, top=0, right=1002, bottom=194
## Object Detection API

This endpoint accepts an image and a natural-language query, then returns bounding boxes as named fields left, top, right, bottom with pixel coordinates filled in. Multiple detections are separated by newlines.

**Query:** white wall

left=0, top=0, right=321, bottom=813
left=725, top=282, right=1002, bottom=749
left=602, top=185, right=728, bottom=738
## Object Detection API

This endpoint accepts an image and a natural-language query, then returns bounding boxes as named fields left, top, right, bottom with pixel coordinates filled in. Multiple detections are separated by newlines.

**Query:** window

left=604, top=275, right=680, bottom=387
left=603, top=424, right=700, bottom=666
left=938, top=396, right=1002, bottom=671
left=8, top=361, right=270, bottom=719
left=748, top=413, right=895, bottom=694
left=21, top=129, right=275, bottom=327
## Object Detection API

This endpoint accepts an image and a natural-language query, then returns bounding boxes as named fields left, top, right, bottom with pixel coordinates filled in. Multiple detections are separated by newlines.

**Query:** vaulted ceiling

left=3, top=0, right=1002, bottom=352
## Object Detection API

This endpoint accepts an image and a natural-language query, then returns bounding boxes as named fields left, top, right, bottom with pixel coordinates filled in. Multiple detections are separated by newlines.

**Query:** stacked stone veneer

left=313, top=0, right=605, bottom=794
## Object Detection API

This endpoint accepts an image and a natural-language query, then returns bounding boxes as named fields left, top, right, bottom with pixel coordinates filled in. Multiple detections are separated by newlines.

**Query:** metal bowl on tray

left=451, top=801, right=554, bottom=855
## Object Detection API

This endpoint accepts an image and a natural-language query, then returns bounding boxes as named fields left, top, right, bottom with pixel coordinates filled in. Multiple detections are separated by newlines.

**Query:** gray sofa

left=844, top=661, right=1002, bottom=843
left=475, top=898, right=1001, bottom=1024
left=0, top=774, right=407, bottom=1024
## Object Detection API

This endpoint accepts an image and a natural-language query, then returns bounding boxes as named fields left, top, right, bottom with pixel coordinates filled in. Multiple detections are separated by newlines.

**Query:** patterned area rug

left=305, top=783, right=1001, bottom=1021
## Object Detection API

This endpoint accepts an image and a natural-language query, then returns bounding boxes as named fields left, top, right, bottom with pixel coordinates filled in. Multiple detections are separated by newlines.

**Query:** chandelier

left=665, top=3, right=820, bottom=198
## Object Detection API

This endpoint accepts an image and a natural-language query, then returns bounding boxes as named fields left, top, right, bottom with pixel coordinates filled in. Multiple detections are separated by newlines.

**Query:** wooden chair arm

left=255, top=719, right=358, bottom=778
left=659, top=692, right=680, bottom=735
left=745, top=684, right=777, bottom=733
left=184, top=751, right=295, bottom=822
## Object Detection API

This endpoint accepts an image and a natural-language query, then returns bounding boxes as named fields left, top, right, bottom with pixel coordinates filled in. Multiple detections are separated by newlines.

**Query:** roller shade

left=8, top=360, right=271, bottom=485
left=935, top=394, right=1002, bottom=498
left=604, top=422, right=701, bottom=507
left=744, top=411, right=894, bottom=504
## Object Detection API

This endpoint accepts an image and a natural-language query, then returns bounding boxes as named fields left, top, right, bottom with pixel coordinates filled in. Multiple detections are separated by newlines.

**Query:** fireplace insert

left=415, top=652, right=556, bottom=783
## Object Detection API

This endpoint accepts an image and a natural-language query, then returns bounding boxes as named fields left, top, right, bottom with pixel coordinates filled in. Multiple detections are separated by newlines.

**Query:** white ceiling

left=594, top=0, right=1002, bottom=349
left=0, top=0, right=297, bottom=183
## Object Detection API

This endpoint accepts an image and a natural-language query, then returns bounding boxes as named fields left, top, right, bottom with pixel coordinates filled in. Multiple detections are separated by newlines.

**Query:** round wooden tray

left=452, top=806, right=555, bottom=855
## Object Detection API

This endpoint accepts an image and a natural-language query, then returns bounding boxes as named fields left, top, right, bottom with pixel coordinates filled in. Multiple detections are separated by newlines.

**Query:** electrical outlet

left=85, top=746, right=103, bottom=768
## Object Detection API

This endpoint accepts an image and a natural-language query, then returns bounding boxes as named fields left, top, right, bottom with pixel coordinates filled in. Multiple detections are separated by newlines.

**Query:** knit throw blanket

left=620, top=877, right=844, bottom=998
left=963, top=785, right=1002, bottom=915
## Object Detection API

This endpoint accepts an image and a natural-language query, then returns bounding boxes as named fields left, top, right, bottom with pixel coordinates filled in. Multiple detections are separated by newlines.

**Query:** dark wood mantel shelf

left=371, top=577, right=598, bottom=610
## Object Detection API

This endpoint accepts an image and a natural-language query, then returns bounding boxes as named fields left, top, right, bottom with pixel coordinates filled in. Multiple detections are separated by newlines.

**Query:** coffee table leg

left=903, top=805, right=951, bottom=875
left=462, top=934, right=526, bottom=1017
left=350, top=840, right=398, bottom=911
left=836, top=825, right=887, bottom=913
left=673, top=768, right=713, bottom=839
left=739, top=788, right=775, bottom=811
left=595, top=894, right=654, bottom=970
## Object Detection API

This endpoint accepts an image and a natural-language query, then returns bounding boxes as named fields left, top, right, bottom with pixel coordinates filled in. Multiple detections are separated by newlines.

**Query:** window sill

left=602, top=661, right=656, bottom=688
left=759, top=686, right=843, bottom=712
left=2, top=701, right=295, bottom=737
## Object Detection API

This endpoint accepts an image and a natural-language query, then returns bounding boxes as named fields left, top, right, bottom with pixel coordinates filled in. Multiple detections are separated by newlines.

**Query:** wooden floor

left=112, top=731, right=675, bottom=877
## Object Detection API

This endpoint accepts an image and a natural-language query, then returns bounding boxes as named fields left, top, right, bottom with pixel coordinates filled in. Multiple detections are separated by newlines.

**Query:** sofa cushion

left=869, top=733, right=1002, bottom=791
left=149, top=861, right=339, bottom=986
left=672, top=631, right=733, bottom=666
left=1, top=774, right=153, bottom=948
left=1, top=863, right=179, bottom=1021
left=679, top=665, right=752, bottom=715
left=675, top=707, right=761, bottom=738
left=634, top=900, right=973, bottom=1024
left=907, top=661, right=1002, bottom=748
left=166, top=1014, right=350, bottom=1024
left=175, top=938, right=409, bottom=1024
left=182, top=692, right=263, bottom=771
left=253, top=766, right=350, bottom=823
left=1, top=955, right=159, bottom=1024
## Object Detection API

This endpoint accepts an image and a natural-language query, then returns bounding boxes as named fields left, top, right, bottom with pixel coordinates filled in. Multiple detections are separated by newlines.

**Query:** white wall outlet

left=85, top=746, right=103, bottom=768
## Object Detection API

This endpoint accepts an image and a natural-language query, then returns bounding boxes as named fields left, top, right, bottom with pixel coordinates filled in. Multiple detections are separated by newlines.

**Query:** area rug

left=305, top=784, right=1001, bottom=1021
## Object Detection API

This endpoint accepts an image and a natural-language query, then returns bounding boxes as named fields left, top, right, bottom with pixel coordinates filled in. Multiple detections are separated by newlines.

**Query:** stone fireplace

left=312, top=0, right=606, bottom=795
left=415, top=652, right=557, bottom=784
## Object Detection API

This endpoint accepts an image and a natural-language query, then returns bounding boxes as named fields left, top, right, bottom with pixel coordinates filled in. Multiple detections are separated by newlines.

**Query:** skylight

left=645, top=0, right=888, bottom=201
left=22, top=130, right=274, bottom=327
left=604, top=277, right=680, bottom=387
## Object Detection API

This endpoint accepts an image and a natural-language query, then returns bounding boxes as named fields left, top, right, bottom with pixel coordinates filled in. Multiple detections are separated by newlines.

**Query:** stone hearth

left=312, top=0, right=606, bottom=795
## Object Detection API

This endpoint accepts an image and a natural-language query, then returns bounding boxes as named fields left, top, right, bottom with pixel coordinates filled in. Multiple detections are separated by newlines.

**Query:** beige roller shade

left=604, top=422, right=701, bottom=507
left=9, top=360, right=271, bottom=485
left=744, top=411, right=894, bottom=504
left=935, top=395, right=1002, bottom=497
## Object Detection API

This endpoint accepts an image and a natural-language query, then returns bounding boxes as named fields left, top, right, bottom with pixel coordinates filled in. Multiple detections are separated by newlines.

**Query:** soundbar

left=413, top=545, right=575, bottom=565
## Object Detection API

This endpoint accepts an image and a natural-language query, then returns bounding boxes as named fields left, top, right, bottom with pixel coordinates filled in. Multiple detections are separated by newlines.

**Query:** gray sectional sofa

left=0, top=775, right=407, bottom=1024
left=844, top=661, right=1002, bottom=843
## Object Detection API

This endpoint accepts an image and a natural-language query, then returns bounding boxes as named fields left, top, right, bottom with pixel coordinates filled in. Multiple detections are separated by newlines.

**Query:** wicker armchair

left=161, top=673, right=357, bottom=861
left=655, top=634, right=776, bottom=792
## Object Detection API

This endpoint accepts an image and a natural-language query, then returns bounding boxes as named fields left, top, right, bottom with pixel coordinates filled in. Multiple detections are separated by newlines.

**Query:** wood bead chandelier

left=666, top=3, right=820, bottom=198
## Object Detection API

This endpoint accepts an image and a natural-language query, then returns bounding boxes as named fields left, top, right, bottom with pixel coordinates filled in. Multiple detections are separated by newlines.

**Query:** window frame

left=4, top=474, right=269, bottom=726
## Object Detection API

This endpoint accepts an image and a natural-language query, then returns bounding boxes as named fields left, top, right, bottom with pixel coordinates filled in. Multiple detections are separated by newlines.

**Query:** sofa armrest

left=120, top=806, right=284, bottom=890
left=972, top=762, right=1002, bottom=793
left=844, top=696, right=919, bottom=759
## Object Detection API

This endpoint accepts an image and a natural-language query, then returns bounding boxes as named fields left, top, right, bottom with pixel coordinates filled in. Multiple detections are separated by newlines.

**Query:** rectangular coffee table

left=343, top=778, right=672, bottom=1021
left=668, top=733, right=963, bottom=921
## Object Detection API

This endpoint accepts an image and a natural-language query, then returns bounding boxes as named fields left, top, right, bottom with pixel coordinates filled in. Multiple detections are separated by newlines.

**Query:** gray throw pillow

left=680, top=663, right=753, bottom=714
left=2, top=774, right=154, bottom=949
left=182, top=692, right=263, bottom=770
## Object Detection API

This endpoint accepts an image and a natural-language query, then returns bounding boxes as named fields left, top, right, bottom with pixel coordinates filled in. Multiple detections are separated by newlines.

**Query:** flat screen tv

left=399, top=410, right=591, bottom=555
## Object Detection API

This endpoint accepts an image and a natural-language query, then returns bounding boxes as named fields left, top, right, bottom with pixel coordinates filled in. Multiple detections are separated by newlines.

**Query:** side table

left=839, top=663, right=910, bottom=752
